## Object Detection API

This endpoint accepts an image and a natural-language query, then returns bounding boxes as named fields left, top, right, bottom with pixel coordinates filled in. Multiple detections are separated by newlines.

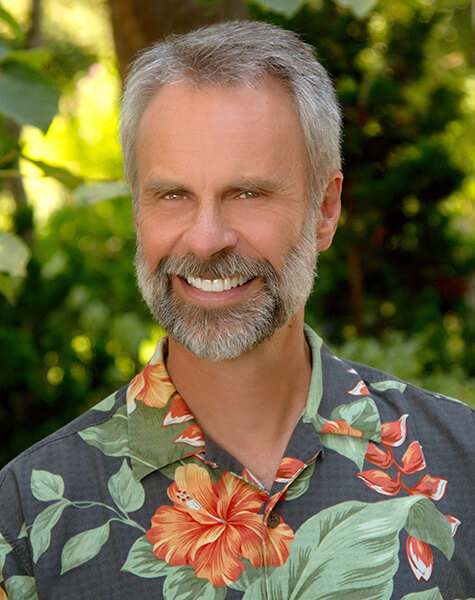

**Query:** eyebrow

left=141, top=179, right=189, bottom=196
left=142, top=176, right=286, bottom=197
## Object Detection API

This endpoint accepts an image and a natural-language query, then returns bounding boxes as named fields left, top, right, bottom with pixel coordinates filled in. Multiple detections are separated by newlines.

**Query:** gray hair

left=120, top=20, right=342, bottom=214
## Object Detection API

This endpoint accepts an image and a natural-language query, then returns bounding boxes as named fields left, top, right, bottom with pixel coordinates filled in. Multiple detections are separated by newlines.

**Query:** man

left=0, top=21, right=473, bottom=600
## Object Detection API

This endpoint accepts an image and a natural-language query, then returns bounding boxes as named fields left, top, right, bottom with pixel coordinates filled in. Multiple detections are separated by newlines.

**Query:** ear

left=316, top=170, right=343, bottom=252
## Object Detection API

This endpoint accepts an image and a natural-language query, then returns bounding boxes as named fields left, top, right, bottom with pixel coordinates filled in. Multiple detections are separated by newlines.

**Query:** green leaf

left=256, top=0, right=306, bottom=18
left=0, top=61, right=58, bottom=131
left=404, top=500, right=453, bottom=559
left=0, top=272, right=16, bottom=303
left=30, top=470, right=65, bottom=502
left=319, top=433, right=369, bottom=470
left=121, top=535, right=172, bottom=578
left=92, top=392, right=116, bottom=412
left=0, top=232, right=30, bottom=277
left=243, top=496, right=452, bottom=600
left=22, top=156, right=83, bottom=190
left=163, top=565, right=226, bottom=600
left=30, top=500, right=68, bottom=562
left=60, top=522, right=110, bottom=575
left=4, top=575, right=38, bottom=600
left=108, top=460, right=145, bottom=514
left=0, top=8, right=24, bottom=42
left=0, top=42, right=12, bottom=63
left=331, top=396, right=381, bottom=440
left=4, top=48, right=51, bottom=70
left=370, top=380, right=407, bottom=394
left=73, top=181, right=130, bottom=204
left=333, top=0, right=378, bottom=18
left=228, top=559, right=267, bottom=591
left=78, top=404, right=129, bottom=457
left=399, top=589, right=444, bottom=600
left=285, top=461, right=316, bottom=501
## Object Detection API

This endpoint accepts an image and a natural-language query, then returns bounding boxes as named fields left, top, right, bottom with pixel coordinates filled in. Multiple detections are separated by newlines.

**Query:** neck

left=166, top=310, right=312, bottom=488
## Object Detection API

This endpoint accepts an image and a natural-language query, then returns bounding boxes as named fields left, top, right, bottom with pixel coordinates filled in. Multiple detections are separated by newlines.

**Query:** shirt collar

left=127, top=325, right=381, bottom=482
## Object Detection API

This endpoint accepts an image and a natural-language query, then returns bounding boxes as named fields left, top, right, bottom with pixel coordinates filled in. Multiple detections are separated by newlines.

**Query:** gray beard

left=134, top=219, right=318, bottom=362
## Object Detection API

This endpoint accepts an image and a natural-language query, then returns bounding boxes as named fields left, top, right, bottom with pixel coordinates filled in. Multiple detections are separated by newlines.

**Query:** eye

left=164, top=191, right=186, bottom=201
left=237, top=190, right=260, bottom=199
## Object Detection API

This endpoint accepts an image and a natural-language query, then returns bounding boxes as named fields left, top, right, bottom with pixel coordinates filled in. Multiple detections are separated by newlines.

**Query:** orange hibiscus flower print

left=146, top=463, right=294, bottom=586
left=126, top=339, right=176, bottom=413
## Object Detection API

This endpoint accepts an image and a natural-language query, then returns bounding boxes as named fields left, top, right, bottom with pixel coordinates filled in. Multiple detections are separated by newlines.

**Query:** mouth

left=182, top=275, right=254, bottom=293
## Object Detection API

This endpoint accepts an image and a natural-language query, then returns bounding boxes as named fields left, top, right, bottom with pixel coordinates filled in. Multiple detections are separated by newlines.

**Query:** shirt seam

left=0, top=512, right=33, bottom=577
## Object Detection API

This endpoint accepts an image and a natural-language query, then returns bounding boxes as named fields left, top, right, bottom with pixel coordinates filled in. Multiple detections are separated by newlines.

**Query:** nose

left=181, top=200, right=239, bottom=260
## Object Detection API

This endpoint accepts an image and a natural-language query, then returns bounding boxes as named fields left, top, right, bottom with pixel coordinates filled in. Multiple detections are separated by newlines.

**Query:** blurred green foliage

left=0, top=0, right=473, bottom=465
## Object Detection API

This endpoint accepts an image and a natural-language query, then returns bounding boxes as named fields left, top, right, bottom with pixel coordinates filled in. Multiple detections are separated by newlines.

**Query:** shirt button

left=267, top=511, right=280, bottom=529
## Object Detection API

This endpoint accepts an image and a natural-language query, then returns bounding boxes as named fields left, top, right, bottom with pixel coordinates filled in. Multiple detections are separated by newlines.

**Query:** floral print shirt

left=0, top=325, right=473, bottom=600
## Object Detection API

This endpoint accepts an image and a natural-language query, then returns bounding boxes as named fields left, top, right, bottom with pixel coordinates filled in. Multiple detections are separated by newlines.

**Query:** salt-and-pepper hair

left=120, top=20, right=342, bottom=215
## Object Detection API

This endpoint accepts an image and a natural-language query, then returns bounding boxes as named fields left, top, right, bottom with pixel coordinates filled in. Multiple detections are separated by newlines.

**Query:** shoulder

left=1, top=386, right=128, bottom=485
left=350, top=359, right=474, bottom=420
left=0, top=386, right=129, bottom=530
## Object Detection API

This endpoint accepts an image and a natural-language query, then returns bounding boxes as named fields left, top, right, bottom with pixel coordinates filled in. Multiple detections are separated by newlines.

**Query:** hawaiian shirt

left=0, top=325, right=473, bottom=600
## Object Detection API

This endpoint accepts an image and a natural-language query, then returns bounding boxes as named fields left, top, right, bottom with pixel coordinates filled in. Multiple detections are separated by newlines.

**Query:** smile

left=185, top=276, right=252, bottom=293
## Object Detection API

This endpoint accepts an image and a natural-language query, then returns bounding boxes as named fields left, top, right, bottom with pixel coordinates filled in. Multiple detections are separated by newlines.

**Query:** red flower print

left=163, top=394, right=193, bottom=426
left=355, top=470, right=401, bottom=496
left=320, top=420, right=363, bottom=437
left=358, top=416, right=448, bottom=503
left=380, top=414, right=408, bottom=447
left=401, top=441, right=426, bottom=474
left=261, top=512, right=294, bottom=567
left=274, top=457, right=306, bottom=484
left=127, top=358, right=176, bottom=413
left=348, top=381, right=370, bottom=396
left=365, top=443, right=393, bottom=469
left=146, top=464, right=294, bottom=586
left=405, top=474, right=448, bottom=502
left=445, top=514, right=461, bottom=537
left=173, top=424, right=205, bottom=448
left=406, top=536, right=433, bottom=581
left=406, top=514, right=460, bottom=582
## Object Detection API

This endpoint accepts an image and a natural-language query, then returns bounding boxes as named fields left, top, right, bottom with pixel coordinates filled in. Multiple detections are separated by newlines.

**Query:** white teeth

left=185, top=276, right=251, bottom=292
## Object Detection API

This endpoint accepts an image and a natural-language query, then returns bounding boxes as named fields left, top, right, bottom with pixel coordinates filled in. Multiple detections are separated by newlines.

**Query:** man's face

left=135, top=79, right=320, bottom=361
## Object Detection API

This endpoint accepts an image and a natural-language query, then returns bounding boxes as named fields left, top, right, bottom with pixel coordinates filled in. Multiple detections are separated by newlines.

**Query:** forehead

left=135, top=78, right=309, bottom=195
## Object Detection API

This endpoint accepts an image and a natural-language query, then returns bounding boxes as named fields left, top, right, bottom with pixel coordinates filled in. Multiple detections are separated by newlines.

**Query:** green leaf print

left=108, top=460, right=145, bottom=514
left=0, top=532, right=13, bottom=582
left=30, top=500, right=68, bottom=562
left=319, top=433, right=369, bottom=470
left=163, top=565, right=226, bottom=600
left=61, top=522, right=110, bottom=574
left=92, top=392, right=116, bottom=412
left=121, top=535, right=173, bottom=578
left=404, top=499, right=453, bottom=558
left=228, top=559, right=268, bottom=591
left=30, top=470, right=64, bottom=502
left=78, top=404, right=129, bottom=457
left=285, top=462, right=316, bottom=501
left=399, top=589, right=444, bottom=600
left=18, top=523, right=27, bottom=539
left=331, top=397, right=381, bottom=440
left=4, top=575, right=38, bottom=600
left=370, top=380, right=407, bottom=394
left=242, top=496, right=454, bottom=600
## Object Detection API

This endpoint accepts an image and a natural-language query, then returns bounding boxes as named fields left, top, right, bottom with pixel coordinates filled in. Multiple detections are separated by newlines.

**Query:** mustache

left=153, top=252, right=279, bottom=282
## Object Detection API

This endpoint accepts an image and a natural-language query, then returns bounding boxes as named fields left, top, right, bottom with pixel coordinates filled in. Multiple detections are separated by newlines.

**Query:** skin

left=136, top=78, right=342, bottom=489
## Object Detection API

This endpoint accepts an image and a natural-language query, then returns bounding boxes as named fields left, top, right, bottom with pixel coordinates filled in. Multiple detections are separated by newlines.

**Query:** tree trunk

left=108, top=0, right=248, bottom=80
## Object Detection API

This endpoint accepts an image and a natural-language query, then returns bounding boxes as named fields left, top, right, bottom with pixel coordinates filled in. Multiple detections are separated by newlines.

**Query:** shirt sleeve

left=0, top=467, right=38, bottom=600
